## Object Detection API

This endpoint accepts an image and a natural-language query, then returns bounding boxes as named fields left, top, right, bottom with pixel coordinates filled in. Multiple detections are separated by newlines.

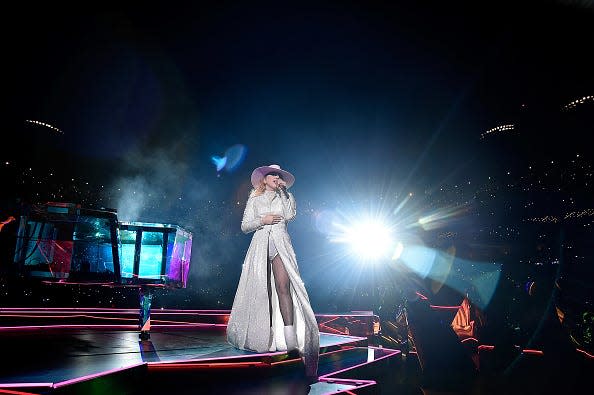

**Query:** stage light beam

left=331, top=219, right=394, bottom=262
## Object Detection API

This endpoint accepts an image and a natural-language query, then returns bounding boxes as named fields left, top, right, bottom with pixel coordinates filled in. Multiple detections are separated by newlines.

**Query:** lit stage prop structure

left=12, top=202, right=193, bottom=339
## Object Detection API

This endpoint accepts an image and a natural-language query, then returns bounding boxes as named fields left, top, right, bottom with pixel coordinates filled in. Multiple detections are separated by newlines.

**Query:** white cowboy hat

left=251, top=164, right=295, bottom=188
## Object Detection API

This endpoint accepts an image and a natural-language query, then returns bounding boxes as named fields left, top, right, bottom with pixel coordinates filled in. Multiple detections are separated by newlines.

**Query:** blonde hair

left=250, top=180, right=267, bottom=197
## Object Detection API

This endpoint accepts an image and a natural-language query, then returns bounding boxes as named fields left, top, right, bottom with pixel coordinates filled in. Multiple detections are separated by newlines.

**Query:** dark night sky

left=7, top=1, right=593, bottom=166
left=2, top=1, right=593, bottom=308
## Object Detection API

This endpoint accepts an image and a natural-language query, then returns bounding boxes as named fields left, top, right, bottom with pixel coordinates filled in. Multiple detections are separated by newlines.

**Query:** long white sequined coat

left=226, top=189, right=319, bottom=376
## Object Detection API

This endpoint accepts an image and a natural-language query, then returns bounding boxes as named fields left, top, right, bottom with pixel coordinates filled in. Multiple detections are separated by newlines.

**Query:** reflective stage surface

left=0, top=308, right=398, bottom=394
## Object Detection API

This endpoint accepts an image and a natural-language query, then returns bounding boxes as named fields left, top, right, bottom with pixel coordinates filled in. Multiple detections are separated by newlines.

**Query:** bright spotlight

left=332, top=219, right=394, bottom=261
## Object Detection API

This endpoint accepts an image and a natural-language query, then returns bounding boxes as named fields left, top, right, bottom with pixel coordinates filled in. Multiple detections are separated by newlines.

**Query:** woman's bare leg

left=272, top=254, right=293, bottom=325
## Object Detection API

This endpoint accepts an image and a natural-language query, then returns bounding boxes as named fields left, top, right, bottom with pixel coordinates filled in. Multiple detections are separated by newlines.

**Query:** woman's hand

left=276, top=178, right=289, bottom=198
left=277, top=178, right=287, bottom=188
left=261, top=214, right=283, bottom=225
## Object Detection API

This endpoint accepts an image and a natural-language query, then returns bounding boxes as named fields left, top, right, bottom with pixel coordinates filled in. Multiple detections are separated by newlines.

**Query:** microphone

left=279, top=185, right=290, bottom=199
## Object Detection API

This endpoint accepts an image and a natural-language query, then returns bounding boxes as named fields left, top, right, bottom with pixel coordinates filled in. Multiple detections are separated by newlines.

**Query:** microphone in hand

left=278, top=185, right=290, bottom=199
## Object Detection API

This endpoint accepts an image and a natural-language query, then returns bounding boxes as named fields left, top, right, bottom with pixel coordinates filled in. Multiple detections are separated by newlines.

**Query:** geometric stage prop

left=13, top=202, right=192, bottom=288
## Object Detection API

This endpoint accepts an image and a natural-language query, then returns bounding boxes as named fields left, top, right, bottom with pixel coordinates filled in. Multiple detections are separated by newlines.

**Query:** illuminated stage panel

left=12, top=203, right=192, bottom=288
left=13, top=203, right=119, bottom=283
left=119, top=222, right=192, bottom=288
left=119, top=229, right=137, bottom=278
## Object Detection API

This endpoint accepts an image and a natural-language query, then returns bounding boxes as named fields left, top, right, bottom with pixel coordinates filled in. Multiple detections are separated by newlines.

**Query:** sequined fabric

left=227, top=189, right=320, bottom=377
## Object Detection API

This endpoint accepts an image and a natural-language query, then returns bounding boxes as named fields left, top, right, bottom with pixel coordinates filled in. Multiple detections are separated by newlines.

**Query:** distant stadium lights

left=525, top=216, right=559, bottom=224
left=480, top=124, right=514, bottom=139
left=564, top=208, right=594, bottom=220
left=525, top=209, right=594, bottom=223
left=26, top=119, right=64, bottom=134
left=562, top=95, right=593, bottom=111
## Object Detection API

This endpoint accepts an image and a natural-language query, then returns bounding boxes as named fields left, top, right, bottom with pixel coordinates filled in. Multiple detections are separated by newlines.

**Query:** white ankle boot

left=284, top=325, right=298, bottom=351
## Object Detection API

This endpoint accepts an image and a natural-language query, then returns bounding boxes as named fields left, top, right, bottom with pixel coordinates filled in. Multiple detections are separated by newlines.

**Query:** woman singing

left=227, top=164, right=319, bottom=378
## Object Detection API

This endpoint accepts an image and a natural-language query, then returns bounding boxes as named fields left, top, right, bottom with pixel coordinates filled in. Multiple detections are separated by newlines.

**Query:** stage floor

left=0, top=309, right=398, bottom=394
left=0, top=329, right=365, bottom=384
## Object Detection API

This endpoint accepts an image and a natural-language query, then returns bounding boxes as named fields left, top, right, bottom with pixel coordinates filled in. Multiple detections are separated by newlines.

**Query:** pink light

left=0, top=389, right=43, bottom=395
left=150, top=319, right=204, bottom=325
left=0, top=323, right=227, bottom=332
left=0, top=308, right=374, bottom=338
left=317, top=378, right=376, bottom=393
left=319, top=323, right=348, bottom=335
left=461, top=337, right=478, bottom=343
left=522, top=349, right=544, bottom=355
left=1, top=307, right=371, bottom=317
left=318, top=317, right=340, bottom=325
left=148, top=350, right=286, bottom=367
left=0, top=308, right=231, bottom=313
left=0, top=308, right=140, bottom=313
left=0, top=324, right=139, bottom=331
left=576, top=348, right=594, bottom=359
left=149, top=361, right=268, bottom=370
left=478, top=345, right=495, bottom=351
left=148, top=334, right=365, bottom=368
left=0, top=384, right=52, bottom=388
left=415, top=291, right=428, bottom=300
left=312, top=345, right=400, bottom=360
left=151, top=323, right=227, bottom=328
left=41, top=281, right=114, bottom=286
left=52, top=363, right=145, bottom=388
left=0, top=309, right=229, bottom=318
left=319, top=332, right=367, bottom=341
left=430, top=305, right=460, bottom=310
left=0, top=314, right=138, bottom=321
left=321, top=378, right=376, bottom=385
left=270, top=345, right=358, bottom=366
left=315, top=313, right=378, bottom=317
left=318, top=347, right=400, bottom=380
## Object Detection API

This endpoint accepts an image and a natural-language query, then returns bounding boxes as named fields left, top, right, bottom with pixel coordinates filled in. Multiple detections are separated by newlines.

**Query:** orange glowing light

left=0, top=216, right=15, bottom=232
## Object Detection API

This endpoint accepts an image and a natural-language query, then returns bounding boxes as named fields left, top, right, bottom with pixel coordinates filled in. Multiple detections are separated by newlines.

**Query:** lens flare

left=398, top=244, right=501, bottom=309
left=392, top=241, right=404, bottom=260
left=210, top=144, right=247, bottom=173
left=224, top=144, right=247, bottom=171
left=417, top=204, right=470, bottom=231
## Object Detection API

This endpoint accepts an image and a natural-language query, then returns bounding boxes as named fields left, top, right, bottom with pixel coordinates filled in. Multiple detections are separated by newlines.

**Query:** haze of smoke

left=111, top=143, right=246, bottom=291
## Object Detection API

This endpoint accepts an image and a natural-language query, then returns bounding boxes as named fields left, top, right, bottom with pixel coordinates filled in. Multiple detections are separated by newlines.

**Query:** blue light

left=211, top=155, right=227, bottom=172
